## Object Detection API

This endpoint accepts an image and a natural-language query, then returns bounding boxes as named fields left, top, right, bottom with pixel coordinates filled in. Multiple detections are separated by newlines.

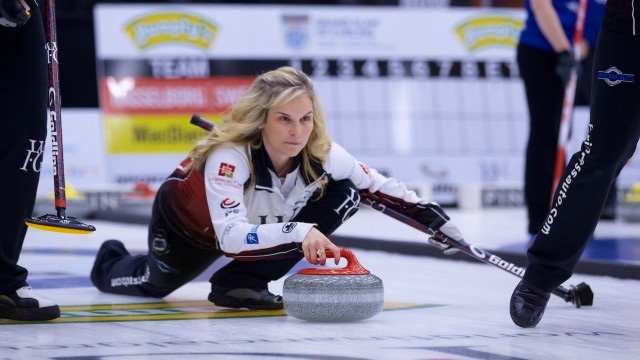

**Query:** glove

left=414, top=202, right=461, bottom=255
left=0, top=0, right=37, bottom=28
left=554, top=50, right=577, bottom=87
left=360, top=190, right=463, bottom=255
left=427, top=223, right=462, bottom=255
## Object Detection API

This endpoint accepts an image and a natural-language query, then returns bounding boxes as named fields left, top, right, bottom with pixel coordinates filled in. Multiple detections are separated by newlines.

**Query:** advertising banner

left=93, top=4, right=640, bottom=197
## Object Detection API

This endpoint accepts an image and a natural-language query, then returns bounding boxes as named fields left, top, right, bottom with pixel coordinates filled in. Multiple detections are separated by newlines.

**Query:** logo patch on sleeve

left=282, top=222, right=297, bottom=233
left=245, top=225, right=260, bottom=244
left=220, top=198, right=240, bottom=209
left=218, top=162, right=236, bottom=178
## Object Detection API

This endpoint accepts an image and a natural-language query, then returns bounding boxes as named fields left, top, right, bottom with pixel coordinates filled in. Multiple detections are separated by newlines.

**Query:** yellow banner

left=105, top=114, right=221, bottom=154
left=125, top=12, right=218, bottom=50
left=455, top=16, right=523, bottom=51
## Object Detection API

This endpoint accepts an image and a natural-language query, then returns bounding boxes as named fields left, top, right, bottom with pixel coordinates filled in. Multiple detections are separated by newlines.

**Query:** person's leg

left=600, top=181, right=617, bottom=220
left=0, top=10, right=59, bottom=321
left=209, top=179, right=359, bottom=309
left=575, top=47, right=619, bottom=221
left=517, top=43, right=566, bottom=237
left=511, top=28, right=640, bottom=328
left=526, top=29, right=640, bottom=293
left=91, top=182, right=220, bottom=297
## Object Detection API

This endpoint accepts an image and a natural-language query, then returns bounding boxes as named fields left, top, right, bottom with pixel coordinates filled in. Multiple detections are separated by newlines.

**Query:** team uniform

left=0, top=1, right=61, bottom=321
left=518, top=0, right=580, bottom=236
left=524, top=0, right=640, bottom=292
left=91, top=142, right=440, bottom=298
left=0, top=0, right=47, bottom=296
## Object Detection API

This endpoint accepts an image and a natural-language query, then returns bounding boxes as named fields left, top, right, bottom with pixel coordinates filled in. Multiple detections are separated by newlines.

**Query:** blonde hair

left=186, top=66, right=332, bottom=191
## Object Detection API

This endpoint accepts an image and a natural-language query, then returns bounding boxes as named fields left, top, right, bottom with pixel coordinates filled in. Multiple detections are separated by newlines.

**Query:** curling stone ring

left=316, top=249, right=324, bottom=257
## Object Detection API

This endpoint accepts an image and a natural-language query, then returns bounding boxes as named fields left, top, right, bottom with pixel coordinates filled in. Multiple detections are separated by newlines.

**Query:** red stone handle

left=297, top=248, right=370, bottom=275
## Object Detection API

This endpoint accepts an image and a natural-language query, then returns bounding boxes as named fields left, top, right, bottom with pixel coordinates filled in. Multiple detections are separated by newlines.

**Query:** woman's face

left=262, top=94, right=314, bottom=167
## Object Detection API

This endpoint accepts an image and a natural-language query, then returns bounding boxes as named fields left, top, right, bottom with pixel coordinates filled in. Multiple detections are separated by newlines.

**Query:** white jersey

left=203, top=142, right=427, bottom=255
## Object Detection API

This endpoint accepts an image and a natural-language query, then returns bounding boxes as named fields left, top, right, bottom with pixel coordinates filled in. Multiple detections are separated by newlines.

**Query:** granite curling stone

left=283, top=248, right=384, bottom=322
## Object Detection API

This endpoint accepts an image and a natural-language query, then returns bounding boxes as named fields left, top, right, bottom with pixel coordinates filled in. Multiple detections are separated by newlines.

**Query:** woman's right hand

left=301, top=227, right=341, bottom=266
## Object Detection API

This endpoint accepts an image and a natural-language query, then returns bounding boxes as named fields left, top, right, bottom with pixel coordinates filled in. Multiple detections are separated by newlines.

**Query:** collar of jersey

left=251, top=145, right=301, bottom=192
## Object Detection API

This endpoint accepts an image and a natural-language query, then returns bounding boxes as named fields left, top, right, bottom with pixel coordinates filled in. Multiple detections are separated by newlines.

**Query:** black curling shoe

left=510, top=280, right=551, bottom=328
left=209, top=286, right=283, bottom=310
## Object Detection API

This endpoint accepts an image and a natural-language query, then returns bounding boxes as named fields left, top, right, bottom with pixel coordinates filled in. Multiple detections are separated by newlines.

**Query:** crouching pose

left=91, top=66, right=463, bottom=310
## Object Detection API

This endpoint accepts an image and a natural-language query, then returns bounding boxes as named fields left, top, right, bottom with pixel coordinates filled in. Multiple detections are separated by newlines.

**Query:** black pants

left=0, top=11, right=48, bottom=294
left=518, top=43, right=566, bottom=235
left=525, top=28, right=640, bottom=292
left=91, top=179, right=360, bottom=297
left=576, top=45, right=618, bottom=218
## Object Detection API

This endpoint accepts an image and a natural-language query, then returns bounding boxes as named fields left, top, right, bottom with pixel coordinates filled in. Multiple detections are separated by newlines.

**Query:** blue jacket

left=584, top=0, right=606, bottom=46
left=519, top=0, right=580, bottom=51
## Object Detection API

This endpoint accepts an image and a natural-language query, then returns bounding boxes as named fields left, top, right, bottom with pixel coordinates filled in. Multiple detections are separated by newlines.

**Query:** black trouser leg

left=210, top=179, right=360, bottom=290
left=91, top=183, right=221, bottom=297
left=0, top=11, right=47, bottom=294
left=524, top=28, right=640, bottom=292
left=518, top=43, right=566, bottom=235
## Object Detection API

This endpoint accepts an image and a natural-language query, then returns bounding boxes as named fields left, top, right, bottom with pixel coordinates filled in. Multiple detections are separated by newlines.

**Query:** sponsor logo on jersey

left=597, top=67, right=635, bottom=87
left=333, top=187, right=360, bottom=223
left=282, top=222, right=297, bottom=233
left=208, top=175, right=243, bottom=190
left=245, top=225, right=260, bottom=244
left=224, top=209, right=240, bottom=217
left=124, top=12, right=218, bottom=50
left=218, top=162, right=236, bottom=178
left=20, top=139, right=44, bottom=173
left=220, top=198, right=240, bottom=209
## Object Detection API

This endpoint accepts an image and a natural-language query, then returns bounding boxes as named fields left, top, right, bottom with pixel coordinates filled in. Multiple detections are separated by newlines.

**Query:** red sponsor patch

left=218, top=162, right=236, bottom=178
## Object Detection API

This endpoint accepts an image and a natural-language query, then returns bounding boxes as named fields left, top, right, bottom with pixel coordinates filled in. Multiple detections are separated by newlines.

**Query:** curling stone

left=283, top=248, right=383, bottom=322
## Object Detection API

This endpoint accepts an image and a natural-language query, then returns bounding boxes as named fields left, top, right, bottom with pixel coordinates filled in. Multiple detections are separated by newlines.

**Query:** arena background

left=32, top=1, right=640, bottom=269
left=5, top=2, right=639, bottom=358
left=37, top=1, right=640, bottom=208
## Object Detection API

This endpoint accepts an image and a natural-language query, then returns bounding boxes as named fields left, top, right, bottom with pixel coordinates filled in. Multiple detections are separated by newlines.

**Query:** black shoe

left=0, top=286, right=60, bottom=321
left=510, top=280, right=551, bottom=328
left=91, top=239, right=130, bottom=288
left=208, top=285, right=283, bottom=310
